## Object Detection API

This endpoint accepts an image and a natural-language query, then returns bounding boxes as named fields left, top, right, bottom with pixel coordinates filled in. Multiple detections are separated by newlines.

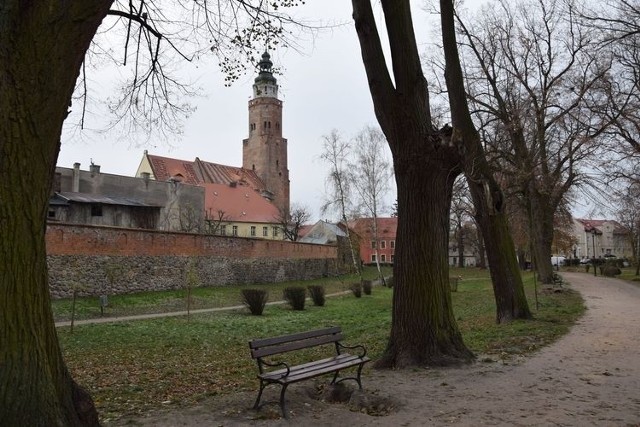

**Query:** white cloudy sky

left=60, top=0, right=595, bottom=221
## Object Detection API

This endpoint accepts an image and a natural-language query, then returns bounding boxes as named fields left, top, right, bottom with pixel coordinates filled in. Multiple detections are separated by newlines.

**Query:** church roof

left=143, top=152, right=278, bottom=224
left=145, top=153, right=265, bottom=191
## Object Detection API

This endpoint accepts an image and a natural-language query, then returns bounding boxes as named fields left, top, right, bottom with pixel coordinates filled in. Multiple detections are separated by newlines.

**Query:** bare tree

left=450, top=177, right=474, bottom=268
left=320, top=130, right=362, bottom=278
left=455, top=0, right=612, bottom=284
left=0, top=1, right=307, bottom=424
left=204, top=208, right=230, bottom=235
left=276, top=203, right=311, bottom=241
left=440, top=0, right=533, bottom=323
left=615, top=181, right=640, bottom=276
left=351, top=125, right=392, bottom=284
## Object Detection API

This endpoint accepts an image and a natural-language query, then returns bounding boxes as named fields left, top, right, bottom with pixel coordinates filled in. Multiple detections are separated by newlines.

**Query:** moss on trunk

left=0, top=1, right=111, bottom=425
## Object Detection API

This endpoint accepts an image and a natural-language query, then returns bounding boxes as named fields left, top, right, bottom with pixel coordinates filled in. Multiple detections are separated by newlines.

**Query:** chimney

left=89, top=163, right=101, bottom=175
left=72, top=163, right=80, bottom=192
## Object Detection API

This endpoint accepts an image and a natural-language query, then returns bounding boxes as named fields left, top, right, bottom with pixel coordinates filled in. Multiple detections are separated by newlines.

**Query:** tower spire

left=253, top=51, right=278, bottom=98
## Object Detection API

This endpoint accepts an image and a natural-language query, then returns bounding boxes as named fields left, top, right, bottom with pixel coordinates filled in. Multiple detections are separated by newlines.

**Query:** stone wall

left=46, top=223, right=339, bottom=298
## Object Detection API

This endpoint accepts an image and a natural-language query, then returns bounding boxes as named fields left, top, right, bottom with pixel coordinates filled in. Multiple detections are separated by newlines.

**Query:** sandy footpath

left=113, top=272, right=640, bottom=426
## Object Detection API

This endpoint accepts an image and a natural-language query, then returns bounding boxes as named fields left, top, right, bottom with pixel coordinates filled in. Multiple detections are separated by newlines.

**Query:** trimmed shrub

left=362, top=280, right=372, bottom=295
left=351, top=282, right=362, bottom=298
left=241, top=289, right=268, bottom=315
left=308, top=285, right=326, bottom=306
left=283, top=286, right=306, bottom=310
left=602, top=265, right=622, bottom=277
left=384, top=276, right=394, bottom=288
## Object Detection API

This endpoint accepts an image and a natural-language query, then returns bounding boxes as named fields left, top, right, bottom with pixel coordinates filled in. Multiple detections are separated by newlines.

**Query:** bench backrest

left=249, top=326, right=343, bottom=359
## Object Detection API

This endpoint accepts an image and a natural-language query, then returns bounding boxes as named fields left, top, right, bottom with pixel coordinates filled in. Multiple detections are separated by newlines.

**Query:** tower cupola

left=253, top=51, right=278, bottom=98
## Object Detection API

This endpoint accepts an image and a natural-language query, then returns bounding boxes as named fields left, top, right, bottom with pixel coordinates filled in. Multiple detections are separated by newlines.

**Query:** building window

left=263, top=121, right=267, bottom=129
left=232, top=225, right=238, bottom=236
left=250, top=226, right=256, bottom=237
left=91, top=204, right=102, bottom=217
left=220, top=225, right=227, bottom=236
left=371, top=241, right=376, bottom=249
left=391, top=255, right=395, bottom=263
left=273, top=226, right=279, bottom=237
left=381, top=254, right=386, bottom=263
left=48, top=210, right=56, bottom=219
left=371, top=254, right=377, bottom=262
left=380, top=240, right=386, bottom=249
left=263, top=226, right=268, bottom=237
left=390, top=240, right=395, bottom=249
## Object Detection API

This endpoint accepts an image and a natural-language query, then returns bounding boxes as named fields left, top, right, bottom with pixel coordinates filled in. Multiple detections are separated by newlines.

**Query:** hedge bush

left=241, top=289, right=268, bottom=315
left=283, top=287, right=306, bottom=310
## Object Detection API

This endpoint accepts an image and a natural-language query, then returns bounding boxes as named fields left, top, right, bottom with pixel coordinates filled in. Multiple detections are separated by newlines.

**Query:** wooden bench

left=249, top=326, right=370, bottom=418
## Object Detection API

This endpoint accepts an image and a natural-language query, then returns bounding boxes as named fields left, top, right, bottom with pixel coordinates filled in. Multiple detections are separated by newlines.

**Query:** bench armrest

left=261, top=359, right=291, bottom=378
left=337, top=342, right=367, bottom=358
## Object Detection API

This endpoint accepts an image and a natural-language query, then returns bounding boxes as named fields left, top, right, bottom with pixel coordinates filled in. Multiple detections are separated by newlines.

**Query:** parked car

left=551, top=256, right=566, bottom=266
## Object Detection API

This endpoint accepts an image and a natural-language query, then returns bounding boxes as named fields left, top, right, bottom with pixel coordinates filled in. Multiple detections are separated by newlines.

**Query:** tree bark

left=527, top=187, right=556, bottom=284
left=0, top=2, right=112, bottom=425
left=352, top=0, right=473, bottom=367
left=440, top=0, right=531, bottom=323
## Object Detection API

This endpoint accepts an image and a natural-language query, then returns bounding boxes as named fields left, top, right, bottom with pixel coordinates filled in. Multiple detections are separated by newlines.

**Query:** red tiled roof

left=349, top=217, right=397, bottom=238
left=146, top=154, right=265, bottom=191
left=202, top=183, right=280, bottom=223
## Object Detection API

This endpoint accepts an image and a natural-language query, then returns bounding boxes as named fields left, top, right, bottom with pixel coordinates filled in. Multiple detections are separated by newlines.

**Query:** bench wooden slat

left=260, top=353, right=369, bottom=384
left=249, top=326, right=341, bottom=350
left=251, top=333, right=343, bottom=358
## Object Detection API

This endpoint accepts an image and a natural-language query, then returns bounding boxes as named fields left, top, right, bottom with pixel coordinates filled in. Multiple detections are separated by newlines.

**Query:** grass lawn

left=57, top=267, right=585, bottom=423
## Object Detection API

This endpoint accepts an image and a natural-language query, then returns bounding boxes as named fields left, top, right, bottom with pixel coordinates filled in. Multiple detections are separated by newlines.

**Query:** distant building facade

left=572, top=218, right=633, bottom=260
left=350, top=217, right=397, bottom=265
left=299, top=220, right=360, bottom=272
left=350, top=216, right=479, bottom=267
left=50, top=162, right=203, bottom=231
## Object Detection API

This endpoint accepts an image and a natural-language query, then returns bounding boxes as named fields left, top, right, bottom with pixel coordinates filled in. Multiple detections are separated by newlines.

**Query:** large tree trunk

left=352, top=0, right=474, bottom=367
left=527, top=189, right=556, bottom=284
left=440, top=0, right=531, bottom=323
left=468, top=180, right=532, bottom=322
left=378, top=141, right=474, bottom=367
left=0, top=2, right=112, bottom=425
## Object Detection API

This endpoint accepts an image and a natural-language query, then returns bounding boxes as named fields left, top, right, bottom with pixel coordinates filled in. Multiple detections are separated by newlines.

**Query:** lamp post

left=591, top=229, right=597, bottom=277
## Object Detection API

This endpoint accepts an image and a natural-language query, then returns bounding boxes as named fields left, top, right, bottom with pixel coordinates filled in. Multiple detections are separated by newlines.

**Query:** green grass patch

left=52, top=267, right=392, bottom=322
left=58, top=267, right=585, bottom=423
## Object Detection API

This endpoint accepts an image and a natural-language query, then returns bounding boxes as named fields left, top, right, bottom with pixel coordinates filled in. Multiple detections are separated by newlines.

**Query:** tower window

left=264, top=121, right=267, bottom=129
left=276, top=122, right=280, bottom=130
left=252, top=164, right=255, bottom=171
left=268, top=121, right=271, bottom=128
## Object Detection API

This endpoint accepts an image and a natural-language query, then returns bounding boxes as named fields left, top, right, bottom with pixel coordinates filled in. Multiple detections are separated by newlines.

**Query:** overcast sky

left=59, top=1, right=401, bottom=222
left=57, top=0, right=594, bottom=221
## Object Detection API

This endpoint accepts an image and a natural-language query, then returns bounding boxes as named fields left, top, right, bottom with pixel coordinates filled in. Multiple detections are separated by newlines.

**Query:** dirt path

left=113, top=273, right=640, bottom=426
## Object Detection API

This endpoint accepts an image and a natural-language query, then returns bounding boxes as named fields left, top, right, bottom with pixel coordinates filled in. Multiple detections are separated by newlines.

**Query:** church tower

left=243, top=52, right=290, bottom=215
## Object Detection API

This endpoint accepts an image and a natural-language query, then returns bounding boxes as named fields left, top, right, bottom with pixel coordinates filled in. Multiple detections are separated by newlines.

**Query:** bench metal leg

left=279, top=384, right=289, bottom=419
left=356, top=363, right=364, bottom=389
left=253, top=380, right=267, bottom=410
